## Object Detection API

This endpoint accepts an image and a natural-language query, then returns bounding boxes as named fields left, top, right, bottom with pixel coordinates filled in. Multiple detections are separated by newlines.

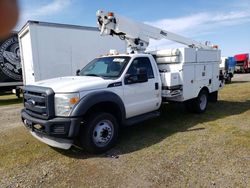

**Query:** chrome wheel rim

left=199, top=94, right=207, bottom=110
left=92, top=120, right=114, bottom=147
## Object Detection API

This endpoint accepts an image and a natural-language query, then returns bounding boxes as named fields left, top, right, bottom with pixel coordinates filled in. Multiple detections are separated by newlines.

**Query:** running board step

left=124, top=111, right=160, bottom=126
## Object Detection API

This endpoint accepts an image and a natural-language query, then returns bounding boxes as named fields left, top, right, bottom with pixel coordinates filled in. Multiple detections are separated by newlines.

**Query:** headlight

left=55, top=93, right=80, bottom=116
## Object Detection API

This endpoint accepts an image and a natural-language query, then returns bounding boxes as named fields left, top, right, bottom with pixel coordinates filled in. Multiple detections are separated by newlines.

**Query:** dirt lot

left=0, top=74, right=250, bottom=188
left=232, top=73, right=250, bottom=82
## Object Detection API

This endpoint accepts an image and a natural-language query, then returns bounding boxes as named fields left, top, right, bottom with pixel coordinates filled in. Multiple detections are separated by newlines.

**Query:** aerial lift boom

left=96, top=10, right=213, bottom=53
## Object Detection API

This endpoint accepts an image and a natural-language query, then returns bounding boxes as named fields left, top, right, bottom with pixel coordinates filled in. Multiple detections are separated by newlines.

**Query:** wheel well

left=83, top=102, right=123, bottom=124
left=200, top=87, right=209, bottom=95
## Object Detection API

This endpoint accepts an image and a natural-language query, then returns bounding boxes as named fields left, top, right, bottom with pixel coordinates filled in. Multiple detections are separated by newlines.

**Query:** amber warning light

left=107, top=12, right=114, bottom=17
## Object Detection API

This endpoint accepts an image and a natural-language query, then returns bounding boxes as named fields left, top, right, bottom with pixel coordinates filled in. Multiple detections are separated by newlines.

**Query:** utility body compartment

left=152, top=47, right=221, bottom=101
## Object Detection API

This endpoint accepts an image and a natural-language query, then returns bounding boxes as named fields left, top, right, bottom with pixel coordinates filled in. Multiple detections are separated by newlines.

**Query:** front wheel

left=80, top=112, right=118, bottom=154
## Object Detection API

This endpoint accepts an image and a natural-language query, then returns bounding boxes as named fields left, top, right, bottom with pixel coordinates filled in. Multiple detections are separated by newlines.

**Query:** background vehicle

left=21, top=11, right=223, bottom=153
left=18, top=21, right=126, bottom=85
left=220, top=56, right=236, bottom=83
left=234, top=53, right=249, bottom=73
left=0, top=33, right=22, bottom=97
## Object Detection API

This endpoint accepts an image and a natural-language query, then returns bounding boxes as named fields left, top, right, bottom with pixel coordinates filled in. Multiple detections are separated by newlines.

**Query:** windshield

left=79, top=56, right=131, bottom=78
left=236, top=61, right=244, bottom=66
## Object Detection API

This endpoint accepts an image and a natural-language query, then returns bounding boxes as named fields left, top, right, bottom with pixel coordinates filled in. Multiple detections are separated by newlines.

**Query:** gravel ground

left=233, top=73, right=250, bottom=82
left=0, top=104, right=22, bottom=133
left=0, top=74, right=250, bottom=188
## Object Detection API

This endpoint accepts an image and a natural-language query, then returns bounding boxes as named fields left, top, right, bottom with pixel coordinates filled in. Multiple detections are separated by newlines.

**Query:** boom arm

left=96, top=10, right=213, bottom=52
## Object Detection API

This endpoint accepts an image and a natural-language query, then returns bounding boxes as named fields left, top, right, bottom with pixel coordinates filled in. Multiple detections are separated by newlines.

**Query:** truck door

left=19, top=31, right=35, bottom=85
left=123, top=57, right=160, bottom=118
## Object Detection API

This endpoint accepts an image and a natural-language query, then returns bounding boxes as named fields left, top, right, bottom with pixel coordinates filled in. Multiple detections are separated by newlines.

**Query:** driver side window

left=126, top=57, right=154, bottom=78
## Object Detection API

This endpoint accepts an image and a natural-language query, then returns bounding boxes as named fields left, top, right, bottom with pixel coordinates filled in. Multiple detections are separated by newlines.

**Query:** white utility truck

left=21, top=11, right=224, bottom=153
left=18, top=21, right=126, bottom=85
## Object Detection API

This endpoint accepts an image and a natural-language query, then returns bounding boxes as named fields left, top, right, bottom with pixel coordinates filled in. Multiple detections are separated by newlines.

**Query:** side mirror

left=125, top=74, right=138, bottom=84
left=125, top=68, right=148, bottom=84
left=76, top=69, right=80, bottom=76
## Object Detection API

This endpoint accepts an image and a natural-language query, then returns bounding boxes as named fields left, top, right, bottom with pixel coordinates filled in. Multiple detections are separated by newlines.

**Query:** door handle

left=155, top=83, right=159, bottom=90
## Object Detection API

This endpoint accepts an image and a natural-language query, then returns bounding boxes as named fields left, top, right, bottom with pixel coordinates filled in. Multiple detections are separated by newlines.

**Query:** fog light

left=34, top=124, right=43, bottom=130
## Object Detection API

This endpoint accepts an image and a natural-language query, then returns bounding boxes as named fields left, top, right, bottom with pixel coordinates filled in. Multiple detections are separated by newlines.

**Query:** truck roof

left=234, top=53, right=249, bottom=61
left=100, top=53, right=153, bottom=58
left=19, top=20, right=99, bottom=33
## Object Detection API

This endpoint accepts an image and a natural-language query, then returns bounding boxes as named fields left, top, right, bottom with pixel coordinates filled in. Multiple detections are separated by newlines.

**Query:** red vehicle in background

left=234, top=53, right=250, bottom=73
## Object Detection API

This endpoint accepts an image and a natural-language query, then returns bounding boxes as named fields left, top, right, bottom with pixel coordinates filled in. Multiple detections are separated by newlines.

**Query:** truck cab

left=234, top=53, right=249, bottom=73
left=21, top=53, right=162, bottom=153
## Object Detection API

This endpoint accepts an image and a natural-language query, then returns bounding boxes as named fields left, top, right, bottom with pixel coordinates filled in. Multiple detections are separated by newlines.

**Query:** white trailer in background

left=18, top=21, right=126, bottom=85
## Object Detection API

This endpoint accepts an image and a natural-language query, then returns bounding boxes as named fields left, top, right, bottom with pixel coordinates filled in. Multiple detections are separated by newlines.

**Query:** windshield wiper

left=84, top=74, right=100, bottom=77
left=102, top=75, right=119, bottom=78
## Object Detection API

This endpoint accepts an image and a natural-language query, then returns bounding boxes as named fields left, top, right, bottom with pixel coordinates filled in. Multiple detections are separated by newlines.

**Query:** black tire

left=15, top=88, right=21, bottom=98
left=225, top=76, right=231, bottom=84
left=186, top=90, right=209, bottom=113
left=80, top=112, right=118, bottom=154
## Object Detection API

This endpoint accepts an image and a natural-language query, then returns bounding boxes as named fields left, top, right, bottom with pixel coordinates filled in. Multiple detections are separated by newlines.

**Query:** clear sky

left=17, top=0, right=250, bottom=56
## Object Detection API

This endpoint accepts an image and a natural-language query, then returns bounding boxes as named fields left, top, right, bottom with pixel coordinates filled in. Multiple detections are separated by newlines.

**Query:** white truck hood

left=33, top=76, right=114, bottom=93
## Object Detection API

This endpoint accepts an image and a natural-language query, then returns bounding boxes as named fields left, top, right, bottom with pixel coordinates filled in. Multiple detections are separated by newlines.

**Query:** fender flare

left=70, top=91, right=126, bottom=122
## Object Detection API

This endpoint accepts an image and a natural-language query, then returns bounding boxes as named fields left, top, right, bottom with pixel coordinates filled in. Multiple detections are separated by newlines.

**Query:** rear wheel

left=225, top=76, right=231, bottom=84
left=194, top=90, right=208, bottom=113
left=80, top=112, right=118, bottom=154
left=185, top=89, right=208, bottom=113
